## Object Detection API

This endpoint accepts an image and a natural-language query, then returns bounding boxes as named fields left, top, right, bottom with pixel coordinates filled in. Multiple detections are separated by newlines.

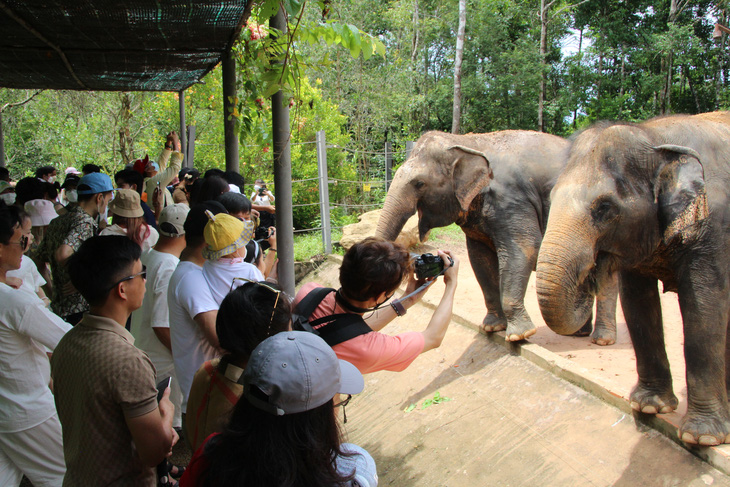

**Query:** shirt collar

left=78, top=313, right=135, bottom=345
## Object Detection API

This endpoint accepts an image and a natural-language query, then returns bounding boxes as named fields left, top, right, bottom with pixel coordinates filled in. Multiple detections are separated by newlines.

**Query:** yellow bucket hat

left=202, top=211, right=256, bottom=260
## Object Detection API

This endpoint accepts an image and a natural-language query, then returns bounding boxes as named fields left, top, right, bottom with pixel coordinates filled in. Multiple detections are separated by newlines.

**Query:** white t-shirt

left=168, top=261, right=220, bottom=412
left=7, top=255, right=46, bottom=296
left=100, top=223, right=159, bottom=253
left=130, top=249, right=179, bottom=367
left=202, top=258, right=265, bottom=306
left=0, top=283, right=71, bottom=432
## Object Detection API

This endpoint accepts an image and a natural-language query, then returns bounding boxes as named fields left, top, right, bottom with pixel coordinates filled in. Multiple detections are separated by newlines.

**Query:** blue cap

left=77, top=173, right=114, bottom=195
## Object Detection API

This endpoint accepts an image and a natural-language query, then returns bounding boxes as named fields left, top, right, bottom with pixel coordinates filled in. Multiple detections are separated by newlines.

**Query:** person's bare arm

left=194, top=310, right=221, bottom=350
left=55, top=244, right=74, bottom=265
left=152, top=327, right=172, bottom=351
left=252, top=204, right=275, bottom=214
left=125, top=388, right=176, bottom=467
left=365, top=273, right=431, bottom=332
left=420, top=250, right=459, bottom=352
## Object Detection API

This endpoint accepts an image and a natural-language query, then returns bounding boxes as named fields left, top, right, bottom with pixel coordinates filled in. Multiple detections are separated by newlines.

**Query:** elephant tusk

left=447, top=145, right=491, bottom=168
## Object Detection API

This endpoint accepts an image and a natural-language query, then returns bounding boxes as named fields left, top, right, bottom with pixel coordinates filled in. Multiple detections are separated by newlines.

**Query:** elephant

left=375, top=130, right=618, bottom=343
left=535, top=112, right=730, bottom=446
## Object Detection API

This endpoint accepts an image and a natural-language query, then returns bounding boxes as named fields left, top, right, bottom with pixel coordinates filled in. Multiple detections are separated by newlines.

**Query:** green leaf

left=404, top=403, right=416, bottom=413
left=282, top=0, right=304, bottom=17
left=263, top=82, right=281, bottom=98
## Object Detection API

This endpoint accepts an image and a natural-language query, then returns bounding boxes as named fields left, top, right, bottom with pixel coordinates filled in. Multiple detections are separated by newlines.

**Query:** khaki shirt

left=51, top=314, right=158, bottom=486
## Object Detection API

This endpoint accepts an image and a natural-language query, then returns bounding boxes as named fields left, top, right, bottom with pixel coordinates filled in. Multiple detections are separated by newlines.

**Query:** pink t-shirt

left=294, top=282, right=425, bottom=374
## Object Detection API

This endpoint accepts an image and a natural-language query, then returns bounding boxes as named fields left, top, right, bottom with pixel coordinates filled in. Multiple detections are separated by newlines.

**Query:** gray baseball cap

left=243, top=331, right=364, bottom=415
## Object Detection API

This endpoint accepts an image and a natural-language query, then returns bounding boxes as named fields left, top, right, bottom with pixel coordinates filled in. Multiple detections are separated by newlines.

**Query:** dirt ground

left=417, top=232, right=688, bottom=418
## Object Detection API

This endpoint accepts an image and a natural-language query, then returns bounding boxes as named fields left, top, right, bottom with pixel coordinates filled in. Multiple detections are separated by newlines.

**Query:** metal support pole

left=385, top=141, right=393, bottom=191
left=222, top=50, right=239, bottom=173
left=270, top=7, right=294, bottom=296
left=187, top=125, right=196, bottom=168
left=405, top=141, right=415, bottom=162
left=0, top=112, right=5, bottom=168
left=179, top=90, right=187, bottom=168
left=316, top=130, right=331, bottom=254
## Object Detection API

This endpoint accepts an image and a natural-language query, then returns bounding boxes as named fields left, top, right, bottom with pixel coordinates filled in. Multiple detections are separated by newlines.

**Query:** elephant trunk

left=536, top=221, right=597, bottom=335
left=375, top=180, right=416, bottom=242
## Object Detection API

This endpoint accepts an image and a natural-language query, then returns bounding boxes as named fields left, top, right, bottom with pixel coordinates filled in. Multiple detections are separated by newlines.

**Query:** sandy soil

left=416, top=233, right=688, bottom=417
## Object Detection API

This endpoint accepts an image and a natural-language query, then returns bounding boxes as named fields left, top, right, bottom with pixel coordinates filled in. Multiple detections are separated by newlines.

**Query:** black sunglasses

left=229, top=278, right=282, bottom=330
left=107, top=265, right=147, bottom=293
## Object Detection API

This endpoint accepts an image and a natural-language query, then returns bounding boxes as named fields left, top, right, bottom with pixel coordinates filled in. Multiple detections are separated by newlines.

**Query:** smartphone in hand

left=156, top=377, right=171, bottom=403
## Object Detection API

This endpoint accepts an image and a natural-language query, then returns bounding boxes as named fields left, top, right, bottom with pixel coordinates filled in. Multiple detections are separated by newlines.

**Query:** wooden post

left=385, top=141, right=393, bottom=191
left=222, top=50, right=239, bottom=173
left=186, top=125, right=196, bottom=168
left=270, top=7, right=294, bottom=296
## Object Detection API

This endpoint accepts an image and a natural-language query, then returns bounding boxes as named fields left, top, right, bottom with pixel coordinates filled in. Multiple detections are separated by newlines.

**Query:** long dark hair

left=201, top=397, right=352, bottom=487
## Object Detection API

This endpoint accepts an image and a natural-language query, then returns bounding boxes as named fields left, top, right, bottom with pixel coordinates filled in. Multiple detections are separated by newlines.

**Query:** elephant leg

left=675, top=255, right=730, bottom=446
left=591, top=271, right=618, bottom=346
left=466, top=237, right=506, bottom=333
left=619, top=271, right=678, bottom=415
left=496, top=236, right=540, bottom=342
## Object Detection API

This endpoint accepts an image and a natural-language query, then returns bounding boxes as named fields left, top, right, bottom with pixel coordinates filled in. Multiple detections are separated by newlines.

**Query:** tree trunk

left=411, top=0, right=420, bottom=64
left=451, top=0, right=466, bottom=134
left=538, top=0, right=548, bottom=132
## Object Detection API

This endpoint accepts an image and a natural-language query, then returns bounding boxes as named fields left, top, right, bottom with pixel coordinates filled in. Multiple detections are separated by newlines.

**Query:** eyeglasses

left=8, top=234, right=30, bottom=252
left=229, top=278, right=282, bottom=331
left=334, top=394, right=353, bottom=424
left=107, top=265, right=147, bottom=292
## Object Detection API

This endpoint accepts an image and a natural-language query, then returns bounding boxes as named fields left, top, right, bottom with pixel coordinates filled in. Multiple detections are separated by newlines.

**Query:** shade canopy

left=0, top=0, right=250, bottom=92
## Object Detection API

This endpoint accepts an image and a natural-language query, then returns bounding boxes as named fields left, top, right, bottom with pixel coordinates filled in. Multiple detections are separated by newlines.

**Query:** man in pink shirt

left=293, top=237, right=459, bottom=374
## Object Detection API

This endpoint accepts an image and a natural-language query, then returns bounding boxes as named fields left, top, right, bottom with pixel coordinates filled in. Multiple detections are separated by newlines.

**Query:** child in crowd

left=200, top=211, right=261, bottom=306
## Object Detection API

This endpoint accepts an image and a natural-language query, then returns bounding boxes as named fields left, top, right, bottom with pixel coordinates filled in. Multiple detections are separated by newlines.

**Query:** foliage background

left=1, top=0, right=727, bottom=230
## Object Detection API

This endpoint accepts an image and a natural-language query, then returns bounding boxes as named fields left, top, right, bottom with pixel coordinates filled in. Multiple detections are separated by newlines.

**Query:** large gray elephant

left=375, top=130, right=618, bottom=343
left=535, top=112, right=730, bottom=445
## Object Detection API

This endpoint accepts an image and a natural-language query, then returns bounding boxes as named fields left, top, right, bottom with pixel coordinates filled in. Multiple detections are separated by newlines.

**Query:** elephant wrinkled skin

left=536, top=112, right=730, bottom=445
left=376, top=130, right=618, bottom=343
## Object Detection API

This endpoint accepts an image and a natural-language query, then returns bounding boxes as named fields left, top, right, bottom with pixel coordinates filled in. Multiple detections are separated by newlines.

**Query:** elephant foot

left=678, top=409, right=730, bottom=446
left=590, top=319, right=617, bottom=346
left=504, top=321, right=537, bottom=342
left=629, top=382, right=678, bottom=415
left=480, top=313, right=506, bottom=333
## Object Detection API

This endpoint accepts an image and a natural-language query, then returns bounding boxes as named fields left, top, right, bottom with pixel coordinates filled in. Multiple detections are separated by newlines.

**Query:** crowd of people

left=0, top=131, right=460, bottom=486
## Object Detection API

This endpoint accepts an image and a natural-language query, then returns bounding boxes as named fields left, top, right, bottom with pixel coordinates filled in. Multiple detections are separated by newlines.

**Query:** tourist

left=37, top=172, right=114, bottom=325
left=101, top=188, right=159, bottom=252
left=138, top=132, right=182, bottom=210
left=52, top=236, right=177, bottom=485
left=293, top=237, right=459, bottom=374
left=115, top=168, right=159, bottom=229
left=200, top=211, right=260, bottom=306
left=168, top=201, right=227, bottom=420
left=184, top=281, right=290, bottom=450
left=179, top=331, right=376, bottom=487
left=7, top=207, right=51, bottom=302
left=0, top=180, right=15, bottom=205
left=131, top=203, right=190, bottom=434
left=0, top=202, right=70, bottom=487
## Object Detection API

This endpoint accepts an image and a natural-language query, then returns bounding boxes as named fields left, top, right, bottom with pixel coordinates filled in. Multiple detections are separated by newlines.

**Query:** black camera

left=413, top=253, right=453, bottom=280
left=258, top=185, right=267, bottom=196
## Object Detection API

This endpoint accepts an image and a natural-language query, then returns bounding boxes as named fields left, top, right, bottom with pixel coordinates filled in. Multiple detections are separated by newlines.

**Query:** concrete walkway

left=303, top=256, right=730, bottom=486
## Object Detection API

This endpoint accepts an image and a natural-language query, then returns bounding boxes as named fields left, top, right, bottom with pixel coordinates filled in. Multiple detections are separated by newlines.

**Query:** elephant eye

left=414, top=180, right=426, bottom=190
left=591, top=197, right=619, bottom=224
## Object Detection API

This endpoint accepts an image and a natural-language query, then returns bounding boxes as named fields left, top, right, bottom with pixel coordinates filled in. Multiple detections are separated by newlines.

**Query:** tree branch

left=1, top=90, right=43, bottom=113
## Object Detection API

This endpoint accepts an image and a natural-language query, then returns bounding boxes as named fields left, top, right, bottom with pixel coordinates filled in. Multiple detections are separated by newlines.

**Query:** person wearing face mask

left=35, top=166, right=57, bottom=185
left=60, top=174, right=80, bottom=208
left=37, top=173, right=114, bottom=325
left=0, top=181, right=15, bottom=206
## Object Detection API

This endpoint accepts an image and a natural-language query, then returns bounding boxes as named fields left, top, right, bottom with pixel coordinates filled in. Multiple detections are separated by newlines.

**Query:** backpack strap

left=294, top=287, right=336, bottom=317
left=310, top=313, right=372, bottom=347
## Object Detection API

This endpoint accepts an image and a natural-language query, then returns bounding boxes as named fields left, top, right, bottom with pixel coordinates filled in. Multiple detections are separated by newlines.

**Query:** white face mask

left=254, top=185, right=261, bottom=191
left=66, top=190, right=78, bottom=203
left=47, top=176, right=56, bottom=184
left=0, top=193, right=16, bottom=205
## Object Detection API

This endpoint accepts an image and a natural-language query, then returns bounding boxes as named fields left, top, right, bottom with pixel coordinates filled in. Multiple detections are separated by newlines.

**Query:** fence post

left=316, top=130, right=332, bottom=254
left=385, top=141, right=393, bottom=191
left=405, top=141, right=414, bottom=161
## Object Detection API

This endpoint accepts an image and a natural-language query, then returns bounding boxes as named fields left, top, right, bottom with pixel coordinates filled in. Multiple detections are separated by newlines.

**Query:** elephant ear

left=653, top=144, right=709, bottom=245
left=447, top=145, right=494, bottom=212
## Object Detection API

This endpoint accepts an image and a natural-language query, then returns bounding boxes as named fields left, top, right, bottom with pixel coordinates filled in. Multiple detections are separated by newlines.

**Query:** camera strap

left=390, top=256, right=454, bottom=316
